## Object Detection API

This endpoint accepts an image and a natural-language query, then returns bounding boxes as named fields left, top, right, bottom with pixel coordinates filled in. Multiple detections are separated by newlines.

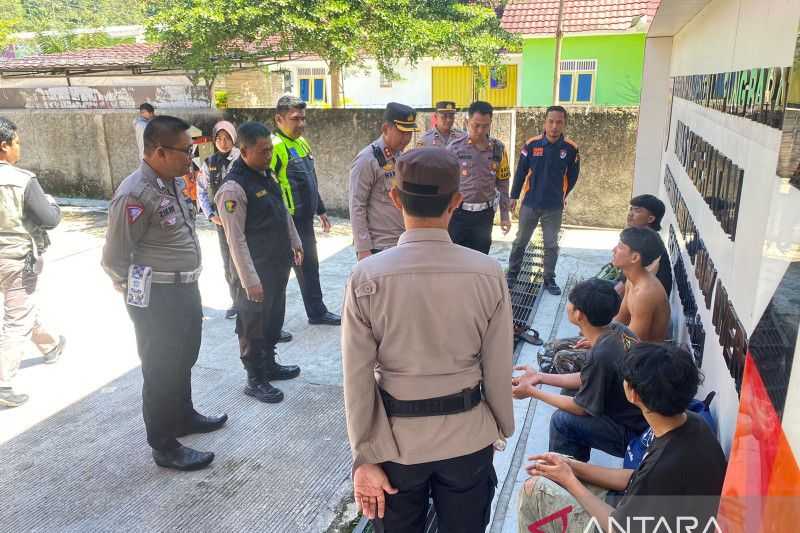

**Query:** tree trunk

left=330, top=62, right=343, bottom=108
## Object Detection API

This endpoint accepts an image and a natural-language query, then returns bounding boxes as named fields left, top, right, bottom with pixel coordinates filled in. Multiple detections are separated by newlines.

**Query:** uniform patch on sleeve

left=354, top=280, right=377, bottom=298
left=224, top=200, right=237, bottom=213
left=126, top=202, right=144, bottom=224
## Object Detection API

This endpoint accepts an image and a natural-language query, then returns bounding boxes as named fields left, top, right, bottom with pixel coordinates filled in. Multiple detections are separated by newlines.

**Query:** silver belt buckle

left=461, top=201, right=491, bottom=212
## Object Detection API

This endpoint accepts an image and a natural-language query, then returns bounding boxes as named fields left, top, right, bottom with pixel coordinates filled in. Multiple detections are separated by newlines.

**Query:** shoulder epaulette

left=563, top=137, right=579, bottom=150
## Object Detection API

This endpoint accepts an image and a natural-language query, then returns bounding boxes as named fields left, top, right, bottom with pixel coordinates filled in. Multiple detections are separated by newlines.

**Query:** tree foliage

left=146, top=0, right=520, bottom=102
left=1, top=1, right=147, bottom=53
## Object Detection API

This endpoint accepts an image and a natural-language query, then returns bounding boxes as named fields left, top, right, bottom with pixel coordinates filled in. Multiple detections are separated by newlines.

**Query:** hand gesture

left=319, top=213, right=332, bottom=233
left=246, top=283, right=264, bottom=303
left=525, top=452, right=577, bottom=488
left=353, top=463, right=398, bottom=519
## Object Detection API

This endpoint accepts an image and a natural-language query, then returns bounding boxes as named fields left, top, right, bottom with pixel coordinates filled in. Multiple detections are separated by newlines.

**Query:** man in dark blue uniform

left=507, top=106, right=579, bottom=295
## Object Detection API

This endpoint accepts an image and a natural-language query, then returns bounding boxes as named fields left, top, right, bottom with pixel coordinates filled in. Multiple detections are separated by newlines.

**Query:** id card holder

left=127, top=264, right=153, bottom=308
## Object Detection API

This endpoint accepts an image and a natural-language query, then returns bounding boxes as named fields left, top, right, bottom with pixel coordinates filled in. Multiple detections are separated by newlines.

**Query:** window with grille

left=558, top=59, right=597, bottom=104
left=297, top=67, right=328, bottom=103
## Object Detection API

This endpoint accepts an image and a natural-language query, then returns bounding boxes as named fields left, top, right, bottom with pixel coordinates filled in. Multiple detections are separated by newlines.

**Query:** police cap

left=384, top=102, right=419, bottom=132
left=396, top=147, right=459, bottom=197
left=435, top=101, right=457, bottom=113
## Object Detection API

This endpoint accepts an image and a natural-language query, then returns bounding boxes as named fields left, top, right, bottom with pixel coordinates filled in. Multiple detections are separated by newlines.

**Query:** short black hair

left=0, top=117, right=18, bottom=145
left=546, top=105, right=567, bottom=122
left=397, top=190, right=454, bottom=218
left=139, top=103, right=155, bottom=113
left=619, top=226, right=664, bottom=267
left=276, top=101, right=306, bottom=116
left=142, top=115, right=190, bottom=153
left=630, top=194, right=666, bottom=231
left=568, top=278, right=621, bottom=327
left=468, top=101, right=493, bottom=117
left=237, top=121, right=271, bottom=148
left=621, top=343, right=703, bottom=416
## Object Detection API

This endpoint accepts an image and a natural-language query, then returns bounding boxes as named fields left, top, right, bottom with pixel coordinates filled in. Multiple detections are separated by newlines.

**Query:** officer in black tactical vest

left=216, top=122, right=303, bottom=404
left=0, top=117, right=65, bottom=408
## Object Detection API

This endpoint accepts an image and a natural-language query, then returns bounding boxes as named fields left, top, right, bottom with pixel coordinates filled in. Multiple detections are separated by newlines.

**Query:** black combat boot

left=261, top=350, right=301, bottom=381
left=241, top=356, right=284, bottom=404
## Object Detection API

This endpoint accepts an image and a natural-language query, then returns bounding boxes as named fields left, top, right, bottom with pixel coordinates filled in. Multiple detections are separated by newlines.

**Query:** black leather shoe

left=152, top=445, right=214, bottom=471
left=263, top=358, right=301, bottom=381
left=244, top=379, right=284, bottom=403
left=43, top=335, right=66, bottom=364
left=543, top=278, right=562, bottom=296
left=225, top=307, right=237, bottom=319
left=0, top=388, right=29, bottom=408
left=175, top=412, right=229, bottom=437
left=278, top=330, right=292, bottom=343
left=308, top=311, right=341, bottom=326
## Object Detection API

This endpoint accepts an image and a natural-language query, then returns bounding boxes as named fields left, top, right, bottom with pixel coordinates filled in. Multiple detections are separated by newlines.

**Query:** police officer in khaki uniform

left=415, top=101, right=462, bottom=148
left=0, top=117, right=65, bottom=408
left=102, top=116, right=227, bottom=471
left=349, top=102, right=418, bottom=260
left=215, top=122, right=302, bottom=405
left=343, top=147, right=515, bottom=532
left=446, top=100, right=512, bottom=254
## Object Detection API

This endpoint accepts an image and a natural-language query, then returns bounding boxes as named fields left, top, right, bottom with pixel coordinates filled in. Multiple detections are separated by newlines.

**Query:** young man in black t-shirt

left=513, top=279, right=646, bottom=462
left=517, top=343, right=727, bottom=533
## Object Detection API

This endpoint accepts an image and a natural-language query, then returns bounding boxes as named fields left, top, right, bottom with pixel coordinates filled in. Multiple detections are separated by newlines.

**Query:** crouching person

left=517, top=343, right=727, bottom=533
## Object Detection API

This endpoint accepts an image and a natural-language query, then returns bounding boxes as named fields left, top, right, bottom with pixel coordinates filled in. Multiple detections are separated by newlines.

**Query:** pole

left=552, top=0, right=565, bottom=105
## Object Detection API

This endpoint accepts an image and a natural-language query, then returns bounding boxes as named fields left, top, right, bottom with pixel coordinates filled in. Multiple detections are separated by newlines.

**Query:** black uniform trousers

left=127, top=282, right=202, bottom=451
left=291, top=216, right=327, bottom=320
left=374, top=445, right=497, bottom=533
left=448, top=208, right=494, bottom=255
left=215, top=224, right=237, bottom=304
left=235, top=265, right=290, bottom=360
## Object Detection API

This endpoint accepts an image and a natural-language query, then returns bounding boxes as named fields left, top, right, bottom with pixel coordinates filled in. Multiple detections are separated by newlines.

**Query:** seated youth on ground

left=611, top=227, right=671, bottom=342
left=512, top=278, right=646, bottom=462
left=517, top=343, right=727, bottom=533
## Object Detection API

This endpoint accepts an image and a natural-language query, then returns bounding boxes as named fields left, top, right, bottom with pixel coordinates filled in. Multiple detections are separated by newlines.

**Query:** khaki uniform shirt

left=102, top=162, right=201, bottom=283
left=348, top=136, right=405, bottom=253
left=214, top=180, right=301, bottom=290
left=415, top=127, right=462, bottom=148
left=342, top=228, right=515, bottom=469
left=447, top=135, right=512, bottom=222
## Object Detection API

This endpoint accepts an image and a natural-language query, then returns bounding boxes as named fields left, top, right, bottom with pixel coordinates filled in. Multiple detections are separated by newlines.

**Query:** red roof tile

left=0, top=43, right=160, bottom=71
left=0, top=38, right=307, bottom=74
left=501, top=0, right=660, bottom=35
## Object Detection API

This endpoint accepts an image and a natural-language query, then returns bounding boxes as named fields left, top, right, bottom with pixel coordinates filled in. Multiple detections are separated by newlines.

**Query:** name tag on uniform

left=532, top=147, right=544, bottom=157
left=256, top=189, right=267, bottom=198
left=127, top=264, right=153, bottom=308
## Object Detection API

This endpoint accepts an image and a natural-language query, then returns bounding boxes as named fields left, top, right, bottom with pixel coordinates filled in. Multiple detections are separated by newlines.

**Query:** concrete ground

left=0, top=205, right=621, bottom=533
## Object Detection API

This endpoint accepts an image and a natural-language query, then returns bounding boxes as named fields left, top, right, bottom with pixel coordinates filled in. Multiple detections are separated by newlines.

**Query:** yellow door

left=431, top=66, right=474, bottom=108
left=478, top=65, right=518, bottom=108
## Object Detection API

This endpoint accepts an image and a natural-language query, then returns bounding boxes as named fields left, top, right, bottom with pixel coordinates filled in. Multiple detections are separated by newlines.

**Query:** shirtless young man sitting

left=611, top=227, right=670, bottom=342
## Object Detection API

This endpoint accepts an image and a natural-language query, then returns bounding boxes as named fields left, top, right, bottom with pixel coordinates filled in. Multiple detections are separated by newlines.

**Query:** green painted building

left=502, top=0, right=659, bottom=107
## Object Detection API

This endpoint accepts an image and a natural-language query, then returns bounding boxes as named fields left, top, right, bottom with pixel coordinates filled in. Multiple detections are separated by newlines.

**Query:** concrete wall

left=2, top=107, right=638, bottom=228
left=515, top=108, right=640, bottom=228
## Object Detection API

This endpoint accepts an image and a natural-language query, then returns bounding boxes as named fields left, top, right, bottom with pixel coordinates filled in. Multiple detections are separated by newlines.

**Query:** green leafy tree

left=146, top=0, right=520, bottom=107
left=10, top=1, right=146, bottom=53
left=0, top=0, right=25, bottom=49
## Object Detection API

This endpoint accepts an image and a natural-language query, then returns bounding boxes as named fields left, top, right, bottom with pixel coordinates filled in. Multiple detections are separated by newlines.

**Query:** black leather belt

left=380, top=384, right=482, bottom=418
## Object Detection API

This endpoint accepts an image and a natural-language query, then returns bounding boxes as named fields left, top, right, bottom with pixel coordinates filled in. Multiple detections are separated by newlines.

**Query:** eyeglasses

left=160, top=145, right=194, bottom=156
